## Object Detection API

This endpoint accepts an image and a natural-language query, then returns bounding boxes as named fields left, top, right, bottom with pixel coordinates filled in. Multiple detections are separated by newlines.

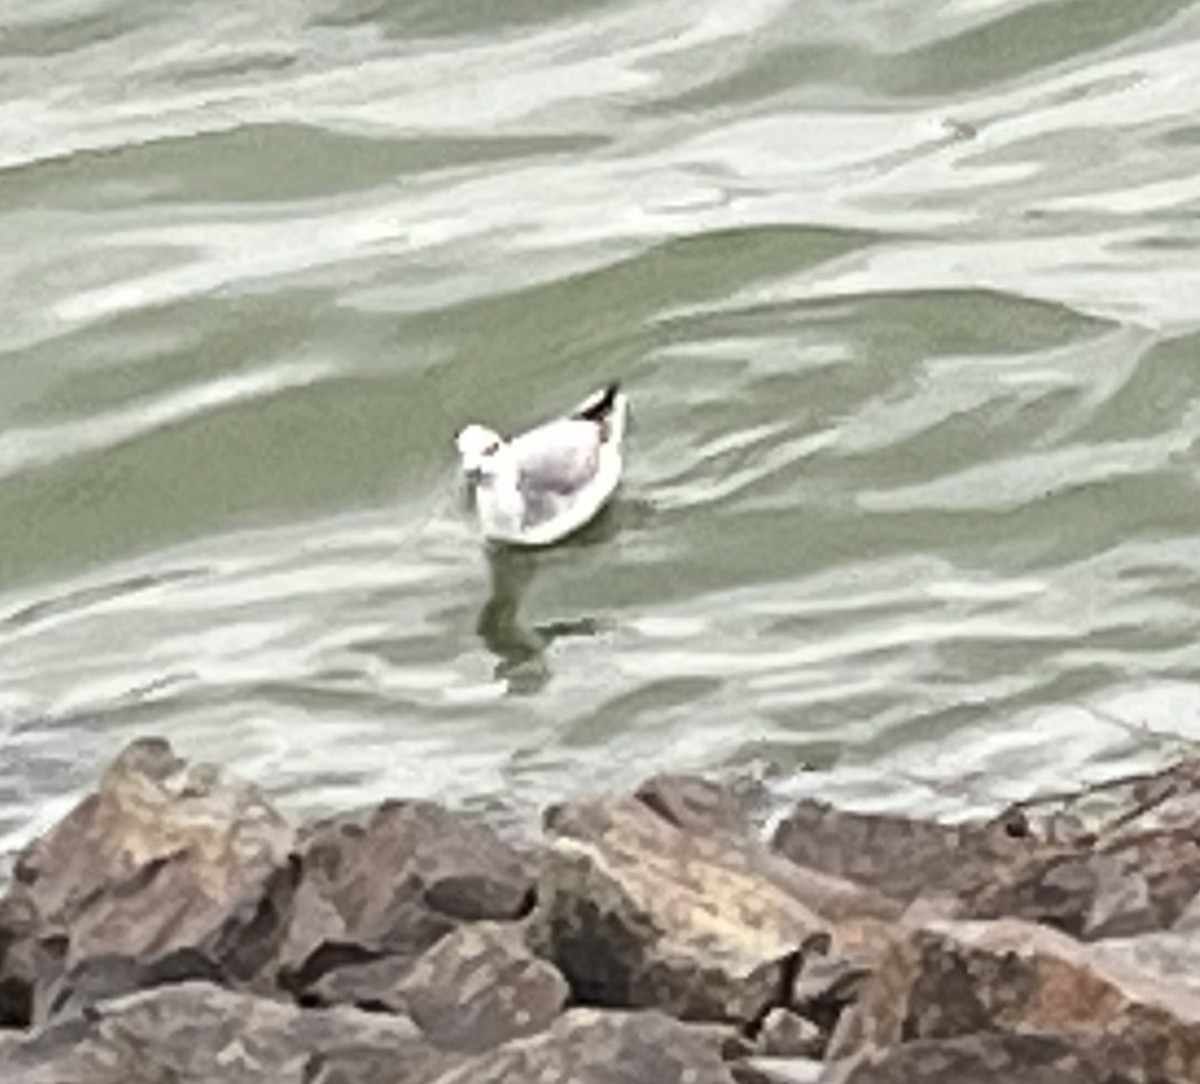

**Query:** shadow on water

left=475, top=500, right=626, bottom=695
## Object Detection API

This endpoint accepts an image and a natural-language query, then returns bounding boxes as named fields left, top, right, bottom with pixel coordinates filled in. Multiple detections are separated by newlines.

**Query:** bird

left=455, top=382, right=628, bottom=546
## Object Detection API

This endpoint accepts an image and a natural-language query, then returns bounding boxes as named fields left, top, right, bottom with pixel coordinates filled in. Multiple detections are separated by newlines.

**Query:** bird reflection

left=475, top=501, right=623, bottom=695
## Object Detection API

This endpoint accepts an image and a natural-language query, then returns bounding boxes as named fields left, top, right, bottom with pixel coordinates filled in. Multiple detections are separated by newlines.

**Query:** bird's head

left=455, top=424, right=509, bottom=484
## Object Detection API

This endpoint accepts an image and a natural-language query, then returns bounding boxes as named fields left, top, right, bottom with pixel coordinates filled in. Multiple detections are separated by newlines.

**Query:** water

left=5, top=0, right=1200, bottom=860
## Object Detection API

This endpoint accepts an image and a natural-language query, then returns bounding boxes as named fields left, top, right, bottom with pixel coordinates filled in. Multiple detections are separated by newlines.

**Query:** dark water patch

left=312, top=0, right=628, bottom=38
left=1067, top=329, right=1200, bottom=443
left=882, top=0, right=1194, bottom=98
left=0, top=3, right=149, bottom=59
left=0, top=568, right=200, bottom=634
left=0, top=125, right=610, bottom=207
left=556, top=676, right=724, bottom=749
left=0, top=369, right=448, bottom=589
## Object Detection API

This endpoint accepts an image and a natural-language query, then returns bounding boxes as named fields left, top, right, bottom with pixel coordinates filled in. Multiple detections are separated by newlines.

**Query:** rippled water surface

left=5, top=0, right=1200, bottom=857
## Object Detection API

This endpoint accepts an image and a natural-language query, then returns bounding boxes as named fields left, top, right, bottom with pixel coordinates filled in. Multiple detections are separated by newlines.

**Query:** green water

left=4, top=0, right=1200, bottom=854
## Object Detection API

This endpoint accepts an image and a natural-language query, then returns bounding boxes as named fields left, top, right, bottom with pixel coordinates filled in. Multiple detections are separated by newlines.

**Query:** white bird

left=456, top=382, right=628, bottom=546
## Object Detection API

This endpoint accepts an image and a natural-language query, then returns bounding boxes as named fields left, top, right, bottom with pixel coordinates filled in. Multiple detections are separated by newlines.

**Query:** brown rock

left=822, top=1032, right=1140, bottom=1084
left=392, top=921, right=568, bottom=1052
left=789, top=946, right=871, bottom=1042
left=529, top=796, right=832, bottom=1024
left=958, top=758, right=1200, bottom=938
left=279, top=799, right=534, bottom=993
left=770, top=800, right=1032, bottom=905
left=686, top=1019, right=756, bottom=1061
left=425, top=1007, right=738, bottom=1084
left=830, top=917, right=1200, bottom=1081
left=3, top=980, right=450, bottom=1084
left=964, top=831, right=1200, bottom=939
left=304, top=952, right=415, bottom=1011
left=634, top=774, right=753, bottom=835
left=0, top=738, right=296, bottom=1025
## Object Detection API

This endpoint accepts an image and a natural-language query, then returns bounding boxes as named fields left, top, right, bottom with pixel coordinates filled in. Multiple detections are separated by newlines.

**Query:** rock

left=956, top=758, right=1200, bottom=939
left=685, top=1019, right=756, bottom=1060
left=424, top=1007, right=738, bottom=1083
left=0, top=738, right=296, bottom=1026
left=391, top=921, right=567, bottom=1052
left=1103, top=758, right=1200, bottom=836
left=789, top=948, right=870, bottom=1044
left=0, top=896, right=57, bottom=1028
left=821, top=1032, right=1140, bottom=1084
left=755, top=1007, right=822, bottom=1058
left=829, top=917, right=1200, bottom=1081
left=3, top=980, right=451, bottom=1084
left=963, top=829, right=1200, bottom=940
left=731, top=1057, right=825, bottom=1084
left=304, top=952, right=415, bottom=1011
left=529, top=795, right=831, bottom=1024
left=1091, top=930, right=1200, bottom=997
left=771, top=768, right=1200, bottom=943
left=278, top=800, right=534, bottom=993
left=634, top=774, right=753, bottom=835
left=770, top=800, right=1033, bottom=906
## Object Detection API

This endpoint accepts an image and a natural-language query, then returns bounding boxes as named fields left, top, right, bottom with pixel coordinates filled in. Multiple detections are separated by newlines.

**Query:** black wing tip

left=575, top=381, right=621, bottom=422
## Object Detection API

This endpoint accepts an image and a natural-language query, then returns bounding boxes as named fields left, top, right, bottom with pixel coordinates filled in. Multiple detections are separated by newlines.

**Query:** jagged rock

left=829, top=917, right=1200, bottom=1081
left=963, top=849, right=1152, bottom=938
left=634, top=774, right=753, bottom=835
left=0, top=738, right=296, bottom=1026
left=730, top=1056, right=824, bottom=1084
left=0, top=895, right=57, bottom=1027
left=773, top=770, right=1200, bottom=941
left=962, top=832, right=1200, bottom=939
left=770, top=800, right=1034, bottom=905
left=305, top=952, right=415, bottom=1011
left=424, top=1007, right=738, bottom=1083
left=308, top=920, right=569, bottom=1051
left=278, top=799, right=534, bottom=993
left=3, top=980, right=450, bottom=1084
left=958, top=758, right=1200, bottom=938
left=1092, top=930, right=1200, bottom=997
left=528, top=795, right=833, bottom=1024
left=790, top=946, right=871, bottom=1031
left=685, top=1020, right=756, bottom=1060
left=391, top=920, right=567, bottom=1052
left=821, top=1032, right=1140, bottom=1084
left=756, top=1007, right=822, bottom=1057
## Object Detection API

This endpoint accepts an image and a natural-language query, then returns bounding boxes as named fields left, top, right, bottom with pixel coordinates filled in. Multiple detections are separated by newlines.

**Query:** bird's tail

left=573, top=381, right=626, bottom=444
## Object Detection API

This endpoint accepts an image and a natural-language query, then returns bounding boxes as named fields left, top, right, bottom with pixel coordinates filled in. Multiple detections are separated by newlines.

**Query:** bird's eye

left=483, top=441, right=500, bottom=456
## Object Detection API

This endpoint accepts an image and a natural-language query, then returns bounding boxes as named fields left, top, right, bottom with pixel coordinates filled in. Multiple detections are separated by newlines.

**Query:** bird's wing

left=512, top=419, right=601, bottom=497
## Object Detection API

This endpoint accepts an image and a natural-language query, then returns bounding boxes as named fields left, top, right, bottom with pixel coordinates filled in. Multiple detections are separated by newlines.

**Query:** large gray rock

left=820, top=1032, right=1140, bottom=1084
left=425, top=1007, right=739, bottom=1084
left=961, top=831, right=1200, bottom=939
left=528, top=795, right=836, bottom=1024
left=309, top=921, right=568, bottom=1052
left=392, top=920, right=568, bottom=1052
left=770, top=800, right=1034, bottom=906
left=0, top=739, right=296, bottom=1025
left=305, top=952, right=416, bottom=1011
left=830, top=917, right=1200, bottom=1082
left=3, top=980, right=450, bottom=1084
left=278, top=799, right=534, bottom=993
left=633, top=774, right=758, bottom=836
left=958, top=757, right=1200, bottom=939
left=1090, top=930, right=1200, bottom=997
left=773, top=780, right=1200, bottom=944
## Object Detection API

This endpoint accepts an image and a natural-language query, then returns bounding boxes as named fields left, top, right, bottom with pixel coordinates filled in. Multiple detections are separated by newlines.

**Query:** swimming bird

left=456, top=382, right=628, bottom=546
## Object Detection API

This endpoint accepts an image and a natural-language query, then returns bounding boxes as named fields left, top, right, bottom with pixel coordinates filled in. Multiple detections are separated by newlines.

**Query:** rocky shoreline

left=3, top=738, right=1200, bottom=1083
